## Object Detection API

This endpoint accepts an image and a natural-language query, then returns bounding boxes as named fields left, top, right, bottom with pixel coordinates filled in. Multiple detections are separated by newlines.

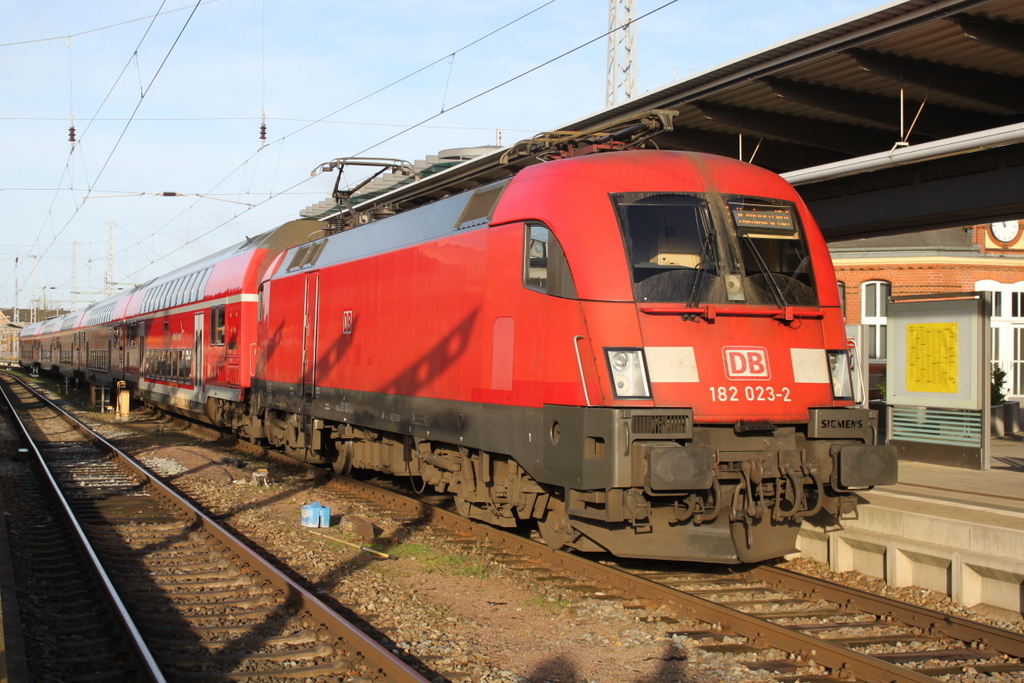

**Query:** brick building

left=0, top=310, right=24, bottom=366
left=829, top=221, right=1024, bottom=399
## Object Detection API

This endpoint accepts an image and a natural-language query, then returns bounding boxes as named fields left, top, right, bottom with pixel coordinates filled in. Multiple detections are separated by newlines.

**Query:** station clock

left=991, top=220, right=1020, bottom=244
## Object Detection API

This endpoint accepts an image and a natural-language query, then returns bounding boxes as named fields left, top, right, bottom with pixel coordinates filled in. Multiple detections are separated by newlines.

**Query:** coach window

left=181, top=349, right=193, bottom=380
left=168, top=279, right=179, bottom=307
left=862, top=280, right=890, bottom=359
left=185, top=271, right=200, bottom=303
left=176, top=276, right=188, bottom=305
left=168, top=279, right=179, bottom=308
left=172, top=277, right=185, bottom=307
left=524, top=223, right=577, bottom=299
left=211, top=305, right=226, bottom=346
left=178, top=274, right=190, bottom=305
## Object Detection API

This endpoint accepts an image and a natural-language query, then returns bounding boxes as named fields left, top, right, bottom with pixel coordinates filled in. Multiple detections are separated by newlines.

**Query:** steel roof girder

left=694, top=101, right=898, bottom=155
left=764, top=77, right=1016, bottom=140
left=851, top=49, right=1024, bottom=112
left=659, top=124, right=844, bottom=170
left=953, top=13, right=1024, bottom=55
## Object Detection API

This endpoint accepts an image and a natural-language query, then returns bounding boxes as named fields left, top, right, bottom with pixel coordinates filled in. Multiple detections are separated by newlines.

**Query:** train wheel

left=537, top=496, right=574, bottom=550
left=331, top=440, right=353, bottom=476
left=452, top=492, right=472, bottom=517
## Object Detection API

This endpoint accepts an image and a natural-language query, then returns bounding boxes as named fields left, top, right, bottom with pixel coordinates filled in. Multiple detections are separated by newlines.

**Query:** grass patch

left=522, top=595, right=571, bottom=613
left=387, top=542, right=493, bottom=578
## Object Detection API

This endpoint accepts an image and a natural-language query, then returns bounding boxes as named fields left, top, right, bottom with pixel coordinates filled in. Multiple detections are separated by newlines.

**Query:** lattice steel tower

left=606, top=0, right=637, bottom=107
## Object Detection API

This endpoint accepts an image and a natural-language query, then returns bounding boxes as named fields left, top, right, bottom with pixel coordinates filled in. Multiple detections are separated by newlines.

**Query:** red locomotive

left=21, top=148, right=896, bottom=563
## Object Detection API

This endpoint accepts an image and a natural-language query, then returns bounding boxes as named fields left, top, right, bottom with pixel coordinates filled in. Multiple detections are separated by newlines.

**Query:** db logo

left=343, top=310, right=354, bottom=335
left=723, top=347, right=771, bottom=380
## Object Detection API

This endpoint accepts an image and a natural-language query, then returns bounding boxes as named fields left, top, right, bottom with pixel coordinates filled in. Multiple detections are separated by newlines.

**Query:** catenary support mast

left=606, top=0, right=636, bottom=107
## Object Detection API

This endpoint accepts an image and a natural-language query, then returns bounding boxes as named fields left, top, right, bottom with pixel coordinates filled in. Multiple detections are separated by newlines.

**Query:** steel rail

left=5, top=374, right=430, bottom=683
left=0, top=375, right=167, bottom=683
left=339, top=475, right=986, bottom=683
left=752, top=565, right=1024, bottom=659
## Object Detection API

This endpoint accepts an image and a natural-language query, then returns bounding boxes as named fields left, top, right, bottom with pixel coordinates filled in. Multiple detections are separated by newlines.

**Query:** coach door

left=194, top=311, right=205, bottom=395
left=301, top=274, right=320, bottom=399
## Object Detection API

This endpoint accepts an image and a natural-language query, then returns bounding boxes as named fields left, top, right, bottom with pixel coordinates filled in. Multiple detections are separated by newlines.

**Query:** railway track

left=0, top=432, right=150, bottom=681
left=0, top=372, right=430, bottom=683
left=11, top=372, right=1024, bottom=682
left=327, top=475, right=1024, bottom=683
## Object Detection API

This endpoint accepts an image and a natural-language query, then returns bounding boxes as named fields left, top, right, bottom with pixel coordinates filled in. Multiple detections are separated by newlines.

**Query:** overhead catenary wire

left=33, top=0, right=202, bottom=265
left=350, top=0, right=680, bottom=157
left=259, top=0, right=266, bottom=146
left=14, top=3, right=226, bottom=278
left=31, top=0, right=190, bottom=261
left=108, top=0, right=565, bottom=278
left=67, top=37, right=76, bottom=146
left=0, top=0, right=227, bottom=48
left=0, top=117, right=539, bottom=129
left=118, top=0, right=681, bottom=283
left=14, top=0, right=673, bottom=301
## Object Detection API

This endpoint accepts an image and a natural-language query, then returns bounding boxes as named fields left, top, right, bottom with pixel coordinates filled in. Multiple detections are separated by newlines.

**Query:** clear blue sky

left=1, top=0, right=886, bottom=312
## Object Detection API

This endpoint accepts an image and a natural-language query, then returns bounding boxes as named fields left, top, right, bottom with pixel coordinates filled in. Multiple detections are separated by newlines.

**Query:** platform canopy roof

left=345, top=0, right=1024, bottom=240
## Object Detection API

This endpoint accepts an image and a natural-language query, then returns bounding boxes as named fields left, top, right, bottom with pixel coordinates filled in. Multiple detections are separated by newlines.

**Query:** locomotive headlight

left=605, top=348, right=651, bottom=399
left=827, top=350, right=854, bottom=401
left=610, top=351, right=631, bottom=372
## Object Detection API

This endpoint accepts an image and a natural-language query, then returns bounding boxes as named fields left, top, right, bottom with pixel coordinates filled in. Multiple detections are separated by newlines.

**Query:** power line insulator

left=68, top=125, right=76, bottom=145
left=259, top=123, right=267, bottom=142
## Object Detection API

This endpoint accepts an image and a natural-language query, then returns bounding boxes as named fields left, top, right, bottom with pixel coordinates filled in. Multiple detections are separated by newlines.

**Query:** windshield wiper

left=684, top=222, right=718, bottom=308
left=741, top=235, right=787, bottom=308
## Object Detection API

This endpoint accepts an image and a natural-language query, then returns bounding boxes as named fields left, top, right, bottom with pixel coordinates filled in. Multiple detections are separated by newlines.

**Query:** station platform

left=797, top=436, right=1024, bottom=618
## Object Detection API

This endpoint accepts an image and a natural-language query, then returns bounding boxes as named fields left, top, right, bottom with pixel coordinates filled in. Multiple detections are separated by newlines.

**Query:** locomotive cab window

left=729, top=197, right=817, bottom=307
left=524, top=224, right=577, bottom=299
left=613, top=192, right=819, bottom=306
left=612, top=193, right=722, bottom=304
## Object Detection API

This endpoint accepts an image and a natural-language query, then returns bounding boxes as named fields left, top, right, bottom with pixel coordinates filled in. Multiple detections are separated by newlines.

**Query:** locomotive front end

left=522, top=152, right=898, bottom=563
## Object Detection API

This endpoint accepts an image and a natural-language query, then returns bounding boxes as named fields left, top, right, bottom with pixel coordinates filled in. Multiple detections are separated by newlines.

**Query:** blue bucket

left=301, top=502, right=323, bottom=528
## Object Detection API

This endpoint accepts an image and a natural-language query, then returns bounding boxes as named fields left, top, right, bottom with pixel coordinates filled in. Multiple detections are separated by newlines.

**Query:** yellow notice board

left=906, top=322, right=958, bottom=393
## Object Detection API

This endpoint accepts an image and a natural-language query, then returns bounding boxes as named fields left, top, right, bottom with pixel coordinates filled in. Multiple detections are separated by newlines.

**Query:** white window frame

left=977, top=280, right=1024, bottom=399
left=861, top=280, right=890, bottom=360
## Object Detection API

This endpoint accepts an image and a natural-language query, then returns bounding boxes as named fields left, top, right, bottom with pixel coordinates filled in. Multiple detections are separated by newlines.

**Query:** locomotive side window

left=523, top=224, right=577, bottom=299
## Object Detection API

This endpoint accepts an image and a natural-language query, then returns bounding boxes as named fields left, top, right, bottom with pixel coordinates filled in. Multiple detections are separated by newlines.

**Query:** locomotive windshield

left=611, top=192, right=817, bottom=306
